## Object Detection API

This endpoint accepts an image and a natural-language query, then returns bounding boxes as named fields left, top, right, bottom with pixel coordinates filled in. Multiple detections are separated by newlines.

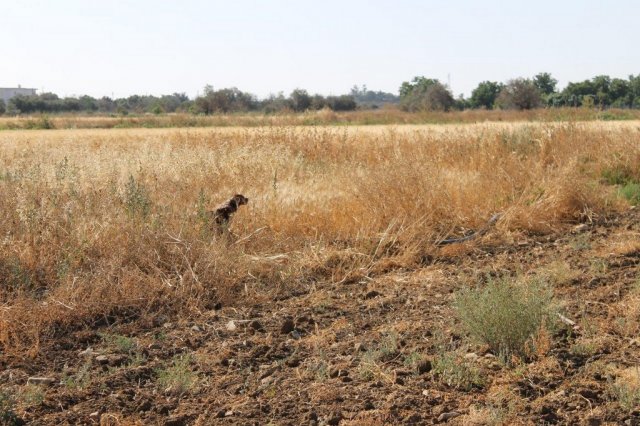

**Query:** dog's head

left=232, top=194, right=249, bottom=206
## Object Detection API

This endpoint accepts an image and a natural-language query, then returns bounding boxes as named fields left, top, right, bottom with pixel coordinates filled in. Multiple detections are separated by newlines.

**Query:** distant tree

left=609, top=78, right=631, bottom=107
left=533, top=73, right=558, bottom=96
left=289, top=89, right=312, bottom=112
left=194, top=85, right=256, bottom=114
left=350, top=84, right=399, bottom=107
left=399, top=77, right=454, bottom=111
left=0, top=99, right=5, bottom=115
left=470, top=81, right=503, bottom=109
left=591, top=75, right=611, bottom=106
left=561, top=80, right=596, bottom=107
left=78, top=95, right=98, bottom=112
left=326, top=95, right=357, bottom=111
left=496, top=78, right=541, bottom=110
left=261, top=92, right=290, bottom=113
left=310, top=94, right=327, bottom=110
left=97, top=97, right=117, bottom=113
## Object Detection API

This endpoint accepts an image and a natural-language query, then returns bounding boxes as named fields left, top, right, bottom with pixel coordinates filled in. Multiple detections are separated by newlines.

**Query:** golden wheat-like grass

left=0, top=122, right=638, bottom=354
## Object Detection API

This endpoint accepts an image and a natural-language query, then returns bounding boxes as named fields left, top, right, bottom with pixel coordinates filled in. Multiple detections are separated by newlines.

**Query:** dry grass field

left=1, top=121, right=640, bottom=424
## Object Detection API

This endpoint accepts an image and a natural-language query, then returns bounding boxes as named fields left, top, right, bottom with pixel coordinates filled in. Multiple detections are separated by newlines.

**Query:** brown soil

left=3, top=208, right=640, bottom=425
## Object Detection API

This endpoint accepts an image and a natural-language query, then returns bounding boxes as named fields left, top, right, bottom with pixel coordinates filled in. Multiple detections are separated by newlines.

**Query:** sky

left=2, top=0, right=638, bottom=99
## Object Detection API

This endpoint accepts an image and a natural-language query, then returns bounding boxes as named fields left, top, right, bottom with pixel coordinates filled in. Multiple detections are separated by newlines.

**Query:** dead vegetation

left=1, top=121, right=640, bottom=424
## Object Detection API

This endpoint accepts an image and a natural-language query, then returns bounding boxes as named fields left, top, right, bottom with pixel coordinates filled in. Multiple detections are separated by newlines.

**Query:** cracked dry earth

left=2, top=208, right=640, bottom=425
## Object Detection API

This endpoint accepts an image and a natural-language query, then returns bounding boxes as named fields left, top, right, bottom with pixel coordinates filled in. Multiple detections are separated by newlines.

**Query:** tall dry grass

left=1, top=108, right=639, bottom=130
left=0, top=122, right=638, bottom=355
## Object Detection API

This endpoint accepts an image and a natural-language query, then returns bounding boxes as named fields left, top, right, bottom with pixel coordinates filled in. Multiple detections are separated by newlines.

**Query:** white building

left=0, top=86, right=37, bottom=104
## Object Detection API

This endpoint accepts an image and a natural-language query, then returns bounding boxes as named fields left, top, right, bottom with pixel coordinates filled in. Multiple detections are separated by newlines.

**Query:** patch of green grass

left=609, top=369, right=640, bottom=411
left=432, top=352, right=484, bottom=391
left=101, top=333, right=136, bottom=354
left=123, top=175, right=152, bottom=218
left=619, top=182, right=640, bottom=204
left=20, top=384, right=45, bottom=406
left=61, top=359, right=92, bottom=390
left=602, top=167, right=632, bottom=186
left=357, top=350, right=378, bottom=381
left=156, top=354, right=198, bottom=395
left=455, top=277, right=556, bottom=361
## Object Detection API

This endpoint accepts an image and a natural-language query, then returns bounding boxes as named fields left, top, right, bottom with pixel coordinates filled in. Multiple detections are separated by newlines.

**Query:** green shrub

left=455, top=277, right=555, bottom=361
left=619, top=182, right=640, bottom=204
left=156, top=354, right=197, bottom=395
left=432, top=352, right=484, bottom=390
left=123, top=175, right=152, bottom=218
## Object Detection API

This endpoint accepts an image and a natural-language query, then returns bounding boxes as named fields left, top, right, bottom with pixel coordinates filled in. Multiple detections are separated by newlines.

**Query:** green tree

left=0, top=99, right=5, bottom=115
left=609, top=78, right=631, bottom=107
left=470, top=81, right=502, bottom=109
left=289, top=89, right=312, bottom=112
left=496, top=78, right=541, bottom=110
left=533, top=73, right=558, bottom=96
left=399, top=77, right=454, bottom=111
left=592, top=75, right=612, bottom=107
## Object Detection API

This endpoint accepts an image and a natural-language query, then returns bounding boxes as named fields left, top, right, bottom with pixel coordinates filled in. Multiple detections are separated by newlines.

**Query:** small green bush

left=455, top=277, right=556, bottom=361
left=156, top=354, right=197, bottom=395
left=432, top=352, right=484, bottom=390
left=123, top=175, right=152, bottom=218
left=619, top=182, right=640, bottom=204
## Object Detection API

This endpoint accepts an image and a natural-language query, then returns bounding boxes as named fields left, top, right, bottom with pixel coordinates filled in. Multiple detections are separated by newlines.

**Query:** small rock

left=226, top=320, right=237, bottom=332
left=224, top=411, right=234, bottom=417
left=191, top=325, right=201, bottom=332
left=280, top=318, right=295, bottom=334
left=89, top=411, right=100, bottom=418
left=437, top=411, right=462, bottom=422
left=215, top=410, right=226, bottom=418
left=291, top=330, right=302, bottom=340
left=95, top=355, right=109, bottom=365
left=464, top=353, right=479, bottom=361
left=27, top=377, right=56, bottom=386
left=341, top=376, right=353, bottom=383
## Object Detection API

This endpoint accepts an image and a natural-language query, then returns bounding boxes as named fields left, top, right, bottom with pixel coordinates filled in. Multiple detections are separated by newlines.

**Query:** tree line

left=399, top=73, right=640, bottom=112
left=1, top=73, right=639, bottom=115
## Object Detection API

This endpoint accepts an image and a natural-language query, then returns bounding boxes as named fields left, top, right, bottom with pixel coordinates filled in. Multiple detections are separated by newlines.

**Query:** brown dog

left=210, top=194, right=249, bottom=230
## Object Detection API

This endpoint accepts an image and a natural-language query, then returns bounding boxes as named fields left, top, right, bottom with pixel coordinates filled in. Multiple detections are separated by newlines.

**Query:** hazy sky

left=2, top=0, right=638, bottom=99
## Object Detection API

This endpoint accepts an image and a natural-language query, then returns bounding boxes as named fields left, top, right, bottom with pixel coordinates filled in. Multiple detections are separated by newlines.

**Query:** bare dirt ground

left=2, top=206, right=639, bottom=425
